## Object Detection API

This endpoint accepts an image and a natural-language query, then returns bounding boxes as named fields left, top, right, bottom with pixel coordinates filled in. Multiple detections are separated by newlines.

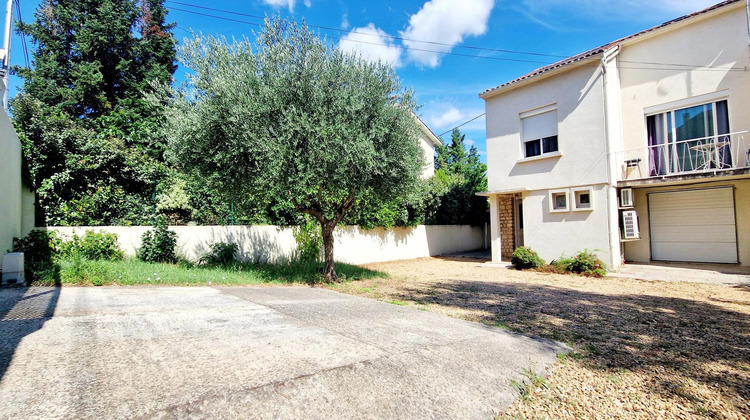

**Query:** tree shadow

left=0, top=287, right=60, bottom=381
left=390, top=279, right=750, bottom=415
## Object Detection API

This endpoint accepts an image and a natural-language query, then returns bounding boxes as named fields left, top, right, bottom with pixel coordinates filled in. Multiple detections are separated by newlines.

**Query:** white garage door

left=649, top=187, right=737, bottom=263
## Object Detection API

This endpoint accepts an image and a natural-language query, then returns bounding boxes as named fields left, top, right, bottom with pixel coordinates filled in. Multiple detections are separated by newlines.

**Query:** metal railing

left=617, top=131, right=749, bottom=181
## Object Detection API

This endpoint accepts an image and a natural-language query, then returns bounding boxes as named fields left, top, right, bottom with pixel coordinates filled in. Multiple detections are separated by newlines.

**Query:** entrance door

left=514, top=198, right=524, bottom=248
left=648, top=187, right=737, bottom=263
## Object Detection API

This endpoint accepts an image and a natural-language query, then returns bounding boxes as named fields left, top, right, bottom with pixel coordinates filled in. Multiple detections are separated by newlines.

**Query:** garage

left=648, top=187, right=738, bottom=264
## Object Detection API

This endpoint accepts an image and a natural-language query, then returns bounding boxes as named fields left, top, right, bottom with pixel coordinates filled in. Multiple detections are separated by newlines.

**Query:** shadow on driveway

left=0, top=287, right=60, bottom=381
left=389, top=279, right=750, bottom=416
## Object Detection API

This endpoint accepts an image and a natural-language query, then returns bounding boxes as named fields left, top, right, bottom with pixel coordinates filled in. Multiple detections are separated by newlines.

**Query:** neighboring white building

left=479, top=0, right=750, bottom=268
left=0, top=78, right=34, bottom=258
left=415, top=114, right=442, bottom=178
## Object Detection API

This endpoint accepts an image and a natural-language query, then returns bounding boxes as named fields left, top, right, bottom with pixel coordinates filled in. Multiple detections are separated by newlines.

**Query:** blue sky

left=7, top=0, right=722, bottom=161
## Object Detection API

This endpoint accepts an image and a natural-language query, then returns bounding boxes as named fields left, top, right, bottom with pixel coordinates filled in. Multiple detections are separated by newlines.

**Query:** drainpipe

left=746, top=0, right=750, bottom=45
left=601, top=45, right=624, bottom=270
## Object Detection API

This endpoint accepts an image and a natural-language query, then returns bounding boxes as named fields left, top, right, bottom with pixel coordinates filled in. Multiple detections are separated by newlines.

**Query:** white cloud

left=260, top=0, right=311, bottom=12
left=464, top=138, right=476, bottom=147
left=428, top=106, right=465, bottom=129
left=341, top=13, right=350, bottom=30
left=338, top=24, right=403, bottom=67
left=401, top=0, right=495, bottom=68
left=521, top=0, right=719, bottom=21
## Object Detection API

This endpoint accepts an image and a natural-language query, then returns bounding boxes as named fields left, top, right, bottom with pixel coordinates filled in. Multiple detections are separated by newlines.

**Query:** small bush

left=59, top=230, right=124, bottom=261
left=137, top=217, right=177, bottom=264
left=12, top=230, right=61, bottom=284
left=550, top=256, right=575, bottom=274
left=511, top=246, right=545, bottom=270
left=567, top=250, right=607, bottom=277
left=200, top=242, right=238, bottom=265
left=293, top=216, right=322, bottom=263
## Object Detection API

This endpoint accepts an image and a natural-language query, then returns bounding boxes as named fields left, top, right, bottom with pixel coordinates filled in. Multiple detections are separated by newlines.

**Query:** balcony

left=617, top=131, right=749, bottom=183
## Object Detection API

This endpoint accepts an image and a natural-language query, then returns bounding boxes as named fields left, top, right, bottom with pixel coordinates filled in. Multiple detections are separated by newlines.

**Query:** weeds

left=509, top=367, right=547, bottom=401
left=54, top=258, right=387, bottom=286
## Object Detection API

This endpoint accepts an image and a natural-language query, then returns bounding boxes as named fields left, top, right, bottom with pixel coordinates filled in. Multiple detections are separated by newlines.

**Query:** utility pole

left=0, top=0, right=12, bottom=112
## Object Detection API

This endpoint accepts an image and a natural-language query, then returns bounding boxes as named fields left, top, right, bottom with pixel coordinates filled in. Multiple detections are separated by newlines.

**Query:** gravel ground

left=329, top=256, right=750, bottom=419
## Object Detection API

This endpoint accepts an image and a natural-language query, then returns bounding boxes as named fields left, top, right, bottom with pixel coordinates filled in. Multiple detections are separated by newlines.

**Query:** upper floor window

left=521, top=105, right=558, bottom=158
left=646, top=98, right=730, bottom=175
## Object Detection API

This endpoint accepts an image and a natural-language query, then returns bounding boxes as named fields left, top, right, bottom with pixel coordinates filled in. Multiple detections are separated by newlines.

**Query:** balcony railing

left=617, top=131, right=749, bottom=181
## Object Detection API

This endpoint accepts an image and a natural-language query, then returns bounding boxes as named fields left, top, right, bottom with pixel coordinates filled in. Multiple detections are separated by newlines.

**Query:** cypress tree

left=11, top=0, right=177, bottom=226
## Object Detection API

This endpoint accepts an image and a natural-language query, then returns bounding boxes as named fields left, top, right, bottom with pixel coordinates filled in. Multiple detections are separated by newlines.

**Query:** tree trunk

left=321, top=220, right=337, bottom=282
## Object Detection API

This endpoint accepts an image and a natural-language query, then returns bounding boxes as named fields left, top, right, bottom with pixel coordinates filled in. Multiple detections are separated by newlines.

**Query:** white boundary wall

left=0, top=102, right=34, bottom=257
left=45, top=225, right=484, bottom=265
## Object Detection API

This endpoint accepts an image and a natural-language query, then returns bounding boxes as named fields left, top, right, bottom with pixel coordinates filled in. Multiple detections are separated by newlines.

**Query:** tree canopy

left=433, top=128, right=488, bottom=225
left=163, top=17, right=424, bottom=280
left=12, top=0, right=177, bottom=225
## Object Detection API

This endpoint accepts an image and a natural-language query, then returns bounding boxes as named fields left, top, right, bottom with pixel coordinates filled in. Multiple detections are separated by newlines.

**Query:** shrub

left=200, top=242, right=238, bottom=265
left=58, top=230, right=124, bottom=261
left=511, top=246, right=545, bottom=270
left=137, top=217, right=177, bottom=264
left=293, top=216, right=322, bottom=263
left=566, top=250, right=607, bottom=277
left=12, top=230, right=61, bottom=285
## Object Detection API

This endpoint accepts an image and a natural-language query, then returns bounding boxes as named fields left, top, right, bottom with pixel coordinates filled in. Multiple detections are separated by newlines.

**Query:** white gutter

left=601, top=44, right=624, bottom=269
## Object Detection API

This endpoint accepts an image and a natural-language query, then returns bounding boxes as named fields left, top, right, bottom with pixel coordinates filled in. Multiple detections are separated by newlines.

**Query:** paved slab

left=611, top=262, right=750, bottom=285
left=0, top=286, right=565, bottom=419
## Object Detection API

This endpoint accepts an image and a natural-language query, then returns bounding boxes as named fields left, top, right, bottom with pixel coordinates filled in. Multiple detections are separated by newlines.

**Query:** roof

left=479, top=0, right=742, bottom=99
left=413, top=113, right=442, bottom=147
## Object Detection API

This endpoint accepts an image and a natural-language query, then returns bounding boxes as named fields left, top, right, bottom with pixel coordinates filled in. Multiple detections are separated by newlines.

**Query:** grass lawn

left=331, top=257, right=750, bottom=419
left=44, top=258, right=387, bottom=286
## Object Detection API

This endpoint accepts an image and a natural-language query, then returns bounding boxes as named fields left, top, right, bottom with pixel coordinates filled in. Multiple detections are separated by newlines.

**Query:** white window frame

left=520, top=104, right=559, bottom=160
left=549, top=189, right=569, bottom=213
left=644, top=94, right=731, bottom=176
left=572, top=187, right=594, bottom=212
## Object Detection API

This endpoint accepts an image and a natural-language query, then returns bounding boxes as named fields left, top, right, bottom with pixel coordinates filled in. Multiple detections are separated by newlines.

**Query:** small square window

left=549, top=189, right=569, bottom=213
left=572, top=187, right=594, bottom=211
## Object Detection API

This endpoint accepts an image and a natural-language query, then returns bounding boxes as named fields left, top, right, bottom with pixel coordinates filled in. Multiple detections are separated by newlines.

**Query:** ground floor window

left=549, top=189, right=569, bottom=212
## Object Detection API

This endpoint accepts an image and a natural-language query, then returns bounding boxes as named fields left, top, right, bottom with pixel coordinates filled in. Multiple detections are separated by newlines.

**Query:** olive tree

left=163, top=18, right=424, bottom=281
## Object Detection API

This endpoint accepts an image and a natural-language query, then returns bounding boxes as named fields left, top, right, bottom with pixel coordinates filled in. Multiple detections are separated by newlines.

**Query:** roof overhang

left=478, top=0, right=743, bottom=100
left=413, top=113, right=442, bottom=147
left=476, top=188, right=530, bottom=197
left=479, top=55, right=603, bottom=100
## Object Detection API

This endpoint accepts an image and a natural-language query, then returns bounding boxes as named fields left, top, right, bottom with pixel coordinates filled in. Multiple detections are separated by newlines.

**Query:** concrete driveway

left=0, top=286, right=565, bottom=419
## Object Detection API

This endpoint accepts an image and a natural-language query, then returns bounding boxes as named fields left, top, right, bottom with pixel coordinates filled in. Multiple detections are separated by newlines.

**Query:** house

left=479, top=0, right=750, bottom=269
left=415, top=114, right=442, bottom=178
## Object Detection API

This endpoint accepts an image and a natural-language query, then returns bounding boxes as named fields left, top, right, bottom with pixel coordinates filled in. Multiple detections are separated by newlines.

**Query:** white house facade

left=480, top=0, right=750, bottom=268
left=415, top=114, right=442, bottom=178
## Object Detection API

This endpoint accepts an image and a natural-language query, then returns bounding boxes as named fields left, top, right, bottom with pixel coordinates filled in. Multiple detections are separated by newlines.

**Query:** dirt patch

left=328, top=257, right=750, bottom=419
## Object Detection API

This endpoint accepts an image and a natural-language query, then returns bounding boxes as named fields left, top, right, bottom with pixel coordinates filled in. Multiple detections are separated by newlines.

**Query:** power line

left=167, top=6, right=555, bottom=65
left=14, top=0, right=30, bottom=70
left=166, top=0, right=568, bottom=60
left=174, top=25, right=194, bottom=35
left=437, top=113, right=486, bottom=138
left=165, top=0, right=747, bottom=72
